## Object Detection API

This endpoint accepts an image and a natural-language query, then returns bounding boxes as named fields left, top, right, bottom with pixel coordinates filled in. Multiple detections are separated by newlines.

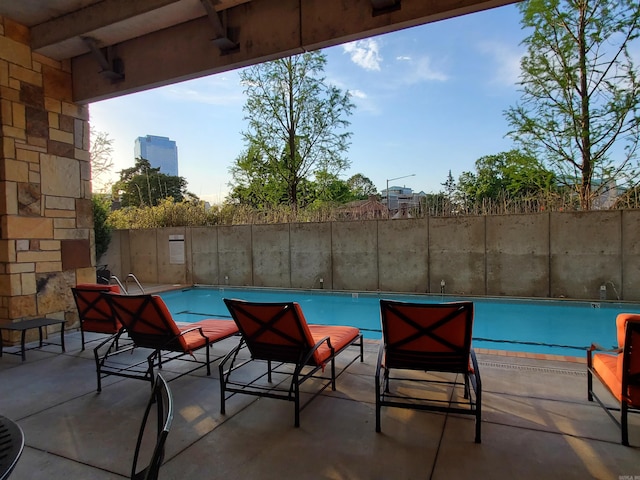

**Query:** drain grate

left=478, top=361, right=586, bottom=377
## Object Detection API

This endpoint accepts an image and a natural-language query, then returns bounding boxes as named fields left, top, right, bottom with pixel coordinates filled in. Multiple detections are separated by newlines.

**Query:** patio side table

left=0, top=318, right=66, bottom=361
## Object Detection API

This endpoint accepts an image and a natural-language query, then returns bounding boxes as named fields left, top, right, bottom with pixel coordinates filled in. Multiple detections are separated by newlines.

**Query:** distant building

left=382, top=185, right=426, bottom=216
left=337, top=196, right=387, bottom=219
left=134, top=135, right=178, bottom=176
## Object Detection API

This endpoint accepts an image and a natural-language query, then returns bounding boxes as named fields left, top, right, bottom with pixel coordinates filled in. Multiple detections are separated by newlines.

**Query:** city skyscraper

left=134, top=135, right=179, bottom=176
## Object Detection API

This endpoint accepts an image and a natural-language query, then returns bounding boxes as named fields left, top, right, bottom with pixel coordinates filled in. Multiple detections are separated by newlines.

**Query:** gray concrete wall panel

left=252, top=224, right=291, bottom=288
left=332, top=221, right=378, bottom=291
left=217, top=225, right=252, bottom=286
left=191, top=227, right=220, bottom=285
left=429, top=216, right=485, bottom=295
left=98, top=229, right=124, bottom=281
left=103, top=211, right=640, bottom=301
left=290, top=223, right=332, bottom=289
left=550, top=211, right=621, bottom=299
left=486, top=213, right=550, bottom=297
left=378, top=219, right=428, bottom=293
left=156, top=227, right=188, bottom=284
left=622, top=210, right=640, bottom=301
left=129, top=230, right=159, bottom=284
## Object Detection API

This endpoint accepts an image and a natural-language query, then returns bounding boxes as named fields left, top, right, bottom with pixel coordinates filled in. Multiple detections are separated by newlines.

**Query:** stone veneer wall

left=0, top=16, right=96, bottom=342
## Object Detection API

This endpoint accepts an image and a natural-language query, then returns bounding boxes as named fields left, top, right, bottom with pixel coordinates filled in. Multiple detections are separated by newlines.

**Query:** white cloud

left=477, top=40, right=523, bottom=86
left=343, top=39, right=383, bottom=71
left=162, top=74, right=244, bottom=106
left=348, top=88, right=380, bottom=114
left=349, top=89, right=367, bottom=99
left=396, top=55, right=411, bottom=61
left=398, top=56, right=449, bottom=85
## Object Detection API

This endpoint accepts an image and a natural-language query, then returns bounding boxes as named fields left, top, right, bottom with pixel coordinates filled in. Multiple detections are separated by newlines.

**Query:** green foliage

left=346, top=174, right=377, bottom=199
left=506, top=0, right=640, bottom=209
left=238, top=51, right=355, bottom=211
left=92, top=195, right=112, bottom=261
left=457, top=150, right=557, bottom=205
left=113, top=158, right=194, bottom=207
left=108, top=198, right=219, bottom=229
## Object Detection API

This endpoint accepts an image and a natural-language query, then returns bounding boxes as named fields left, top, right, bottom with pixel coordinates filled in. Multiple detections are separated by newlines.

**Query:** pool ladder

left=110, top=273, right=145, bottom=295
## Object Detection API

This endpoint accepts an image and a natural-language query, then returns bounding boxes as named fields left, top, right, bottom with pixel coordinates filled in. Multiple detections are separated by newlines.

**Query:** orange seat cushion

left=593, top=352, right=622, bottom=401
left=75, top=283, right=122, bottom=332
left=76, top=283, right=121, bottom=294
left=594, top=314, right=640, bottom=407
left=291, top=303, right=359, bottom=366
left=307, top=324, right=360, bottom=365
left=178, top=319, right=238, bottom=351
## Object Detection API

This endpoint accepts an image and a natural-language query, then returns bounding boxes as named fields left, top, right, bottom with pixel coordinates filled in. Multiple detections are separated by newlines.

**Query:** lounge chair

left=587, top=313, right=640, bottom=446
left=95, top=293, right=239, bottom=391
left=219, top=298, right=364, bottom=427
left=131, top=373, right=173, bottom=480
left=72, top=283, right=123, bottom=350
left=376, top=300, right=482, bottom=443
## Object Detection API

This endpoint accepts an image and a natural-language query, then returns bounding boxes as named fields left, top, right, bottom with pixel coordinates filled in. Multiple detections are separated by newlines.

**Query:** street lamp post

left=385, top=174, right=415, bottom=217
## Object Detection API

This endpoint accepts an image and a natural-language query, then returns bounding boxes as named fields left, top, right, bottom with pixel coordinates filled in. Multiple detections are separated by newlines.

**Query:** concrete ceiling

left=0, top=0, right=518, bottom=103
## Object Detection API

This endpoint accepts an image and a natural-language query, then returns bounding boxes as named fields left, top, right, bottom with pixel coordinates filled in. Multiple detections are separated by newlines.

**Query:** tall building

left=134, top=135, right=179, bottom=176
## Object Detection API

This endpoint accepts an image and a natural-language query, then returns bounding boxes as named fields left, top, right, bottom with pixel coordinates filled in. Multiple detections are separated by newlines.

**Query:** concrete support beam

left=31, top=0, right=251, bottom=60
left=71, top=0, right=517, bottom=103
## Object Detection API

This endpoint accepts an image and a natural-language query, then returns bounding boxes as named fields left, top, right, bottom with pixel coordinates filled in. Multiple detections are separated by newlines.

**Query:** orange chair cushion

left=292, top=303, right=359, bottom=366
left=307, top=324, right=360, bottom=365
left=75, top=284, right=122, bottom=332
left=76, top=283, right=121, bottom=294
left=593, top=352, right=622, bottom=401
left=616, top=313, right=640, bottom=347
left=110, top=294, right=238, bottom=354
left=594, top=314, right=640, bottom=407
left=178, top=319, right=239, bottom=351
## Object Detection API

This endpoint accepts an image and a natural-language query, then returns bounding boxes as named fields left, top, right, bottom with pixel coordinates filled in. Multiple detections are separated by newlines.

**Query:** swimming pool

left=159, top=286, right=640, bottom=357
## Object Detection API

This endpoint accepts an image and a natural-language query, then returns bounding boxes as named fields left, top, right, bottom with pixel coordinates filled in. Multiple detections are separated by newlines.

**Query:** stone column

left=0, top=16, right=96, bottom=337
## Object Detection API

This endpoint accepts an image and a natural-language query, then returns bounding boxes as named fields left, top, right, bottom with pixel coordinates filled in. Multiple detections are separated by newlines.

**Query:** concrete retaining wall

left=100, top=210, right=640, bottom=301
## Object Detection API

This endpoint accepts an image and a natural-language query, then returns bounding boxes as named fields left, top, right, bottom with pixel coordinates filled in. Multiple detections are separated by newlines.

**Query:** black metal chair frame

left=95, top=293, right=236, bottom=391
left=131, top=373, right=174, bottom=480
left=587, top=320, right=640, bottom=446
left=72, top=284, right=122, bottom=351
left=0, top=415, right=24, bottom=480
left=219, top=299, right=364, bottom=427
left=376, top=300, right=482, bottom=443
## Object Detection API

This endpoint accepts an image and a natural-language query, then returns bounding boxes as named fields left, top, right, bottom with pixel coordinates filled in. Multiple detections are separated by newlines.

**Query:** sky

left=89, top=4, right=529, bottom=205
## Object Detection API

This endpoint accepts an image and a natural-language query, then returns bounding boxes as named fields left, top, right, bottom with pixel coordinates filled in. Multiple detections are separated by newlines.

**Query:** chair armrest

left=303, top=336, right=331, bottom=365
left=588, top=343, right=621, bottom=353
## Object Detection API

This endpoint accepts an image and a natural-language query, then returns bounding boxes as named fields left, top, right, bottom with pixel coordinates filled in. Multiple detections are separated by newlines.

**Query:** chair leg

left=205, top=342, right=211, bottom=376
left=81, top=327, right=85, bottom=351
left=375, top=371, right=382, bottom=433
left=622, top=402, right=629, bottom=446
left=587, top=369, right=593, bottom=402
left=331, top=357, right=336, bottom=390
left=294, top=375, right=300, bottom=428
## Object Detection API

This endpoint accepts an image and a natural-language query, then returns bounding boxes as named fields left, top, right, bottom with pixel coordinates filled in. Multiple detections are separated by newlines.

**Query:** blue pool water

left=159, top=286, right=640, bottom=357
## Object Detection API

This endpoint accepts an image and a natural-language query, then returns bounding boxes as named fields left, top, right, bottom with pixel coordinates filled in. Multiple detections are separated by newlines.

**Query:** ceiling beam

left=30, top=0, right=250, bottom=60
left=200, top=0, right=240, bottom=53
left=71, top=0, right=518, bottom=103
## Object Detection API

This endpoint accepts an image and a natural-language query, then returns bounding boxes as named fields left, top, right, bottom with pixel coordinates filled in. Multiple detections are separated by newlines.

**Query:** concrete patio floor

left=1, top=329, right=639, bottom=480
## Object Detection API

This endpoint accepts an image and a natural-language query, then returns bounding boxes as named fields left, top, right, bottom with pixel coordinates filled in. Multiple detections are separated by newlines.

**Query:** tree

left=113, top=158, right=194, bottom=207
left=90, top=128, right=115, bottom=193
left=347, top=174, right=377, bottom=199
left=506, top=0, right=640, bottom=210
left=457, top=150, right=557, bottom=205
left=228, top=146, right=285, bottom=208
left=92, top=194, right=112, bottom=261
left=239, top=51, right=354, bottom=211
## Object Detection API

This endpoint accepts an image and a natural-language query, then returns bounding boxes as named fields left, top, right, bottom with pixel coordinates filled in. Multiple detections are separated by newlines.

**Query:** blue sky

left=89, top=4, right=528, bottom=204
